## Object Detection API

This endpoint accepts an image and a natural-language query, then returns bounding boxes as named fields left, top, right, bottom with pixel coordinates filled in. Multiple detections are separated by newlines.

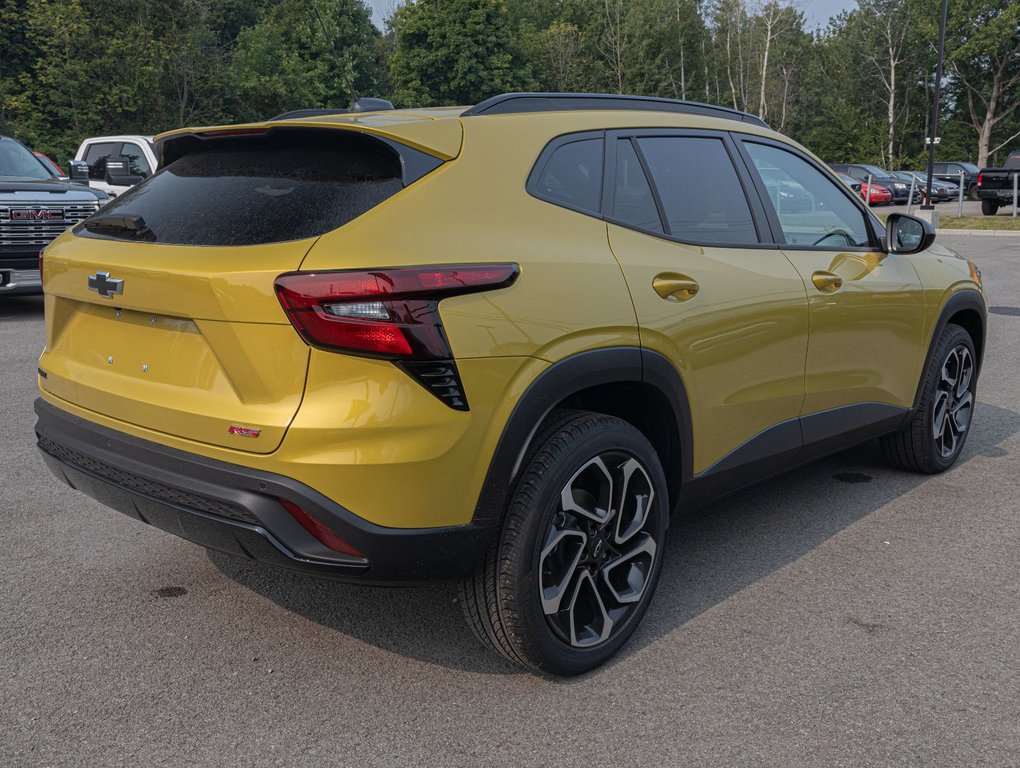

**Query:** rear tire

left=981, top=199, right=999, bottom=216
left=881, top=324, right=977, bottom=474
left=460, top=411, right=669, bottom=676
left=968, top=184, right=980, bottom=201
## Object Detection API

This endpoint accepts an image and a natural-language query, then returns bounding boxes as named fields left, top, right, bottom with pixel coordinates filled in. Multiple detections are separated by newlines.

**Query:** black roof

left=462, top=92, right=769, bottom=128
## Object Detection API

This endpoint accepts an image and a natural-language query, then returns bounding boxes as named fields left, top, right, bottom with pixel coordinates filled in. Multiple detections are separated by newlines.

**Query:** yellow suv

left=35, top=93, right=986, bottom=675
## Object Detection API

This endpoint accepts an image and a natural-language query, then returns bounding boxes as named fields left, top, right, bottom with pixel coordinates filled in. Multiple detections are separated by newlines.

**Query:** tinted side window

left=81, top=131, right=405, bottom=246
left=744, top=142, right=871, bottom=248
left=637, top=136, right=757, bottom=244
left=532, top=138, right=603, bottom=214
left=611, top=139, right=663, bottom=233
left=120, top=142, right=151, bottom=177
left=83, top=142, right=120, bottom=180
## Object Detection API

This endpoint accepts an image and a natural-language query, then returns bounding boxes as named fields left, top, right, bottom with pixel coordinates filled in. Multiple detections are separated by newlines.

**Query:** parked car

left=32, top=151, right=65, bottom=179
left=901, top=171, right=960, bottom=203
left=975, top=149, right=1020, bottom=215
left=36, top=92, right=987, bottom=675
left=829, top=163, right=915, bottom=204
left=73, top=135, right=157, bottom=197
left=0, top=135, right=107, bottom=296
left=835, top=171, right=892, bottom=204
left=931, top=161, right=981, bottom=200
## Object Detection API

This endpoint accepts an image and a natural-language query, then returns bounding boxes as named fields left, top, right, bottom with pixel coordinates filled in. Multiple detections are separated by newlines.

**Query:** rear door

left=604, top=129, right=809, bottom=475
left=735, top=137, right=926, bottom=426
left=40, top=128, right=416, bottom=453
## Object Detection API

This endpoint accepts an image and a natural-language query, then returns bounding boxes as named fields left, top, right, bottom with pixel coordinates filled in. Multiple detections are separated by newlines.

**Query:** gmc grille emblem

left=11, top=208, right=64, bottom=221
left=87, top=271, right=124, bottom=298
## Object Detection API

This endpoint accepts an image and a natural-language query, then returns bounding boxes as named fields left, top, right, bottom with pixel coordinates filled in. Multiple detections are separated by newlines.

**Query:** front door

left=737, top=139, right=927, bottom=428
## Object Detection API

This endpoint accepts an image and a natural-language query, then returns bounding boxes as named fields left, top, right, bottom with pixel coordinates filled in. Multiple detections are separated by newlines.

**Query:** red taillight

left=279, top=498, right=365, bottom=558
left=274, top=264, right=519, bottom=359
left=977, top=172, right=983, bottom=186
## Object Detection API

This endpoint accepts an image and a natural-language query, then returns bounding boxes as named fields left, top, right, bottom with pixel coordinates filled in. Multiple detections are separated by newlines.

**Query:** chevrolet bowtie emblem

left=88, top=271, right=124, bottom=298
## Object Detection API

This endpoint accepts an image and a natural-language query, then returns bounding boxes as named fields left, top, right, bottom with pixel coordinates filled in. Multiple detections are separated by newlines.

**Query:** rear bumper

left=0, top=267, right=41, bottom=294
left=977, top=188, right=1016, bottom=201
left=35, top=399, right=497, bottom=584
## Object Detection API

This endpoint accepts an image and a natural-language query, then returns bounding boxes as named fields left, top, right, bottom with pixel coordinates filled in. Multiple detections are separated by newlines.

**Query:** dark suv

left=932, top=162, right=981, bottom=200
left=1, top=136, right=106, bottom=295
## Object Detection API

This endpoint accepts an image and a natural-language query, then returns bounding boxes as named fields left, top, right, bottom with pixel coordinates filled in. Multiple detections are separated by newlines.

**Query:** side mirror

left=885, top=213, right=935, bottom=255
left=104, top=156, right=144, bottom=187
left=67, top=160, right=90, bottom=184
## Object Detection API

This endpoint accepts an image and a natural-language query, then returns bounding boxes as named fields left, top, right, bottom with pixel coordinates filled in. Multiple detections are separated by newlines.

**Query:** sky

left=363, top=0, right=858, bottom=32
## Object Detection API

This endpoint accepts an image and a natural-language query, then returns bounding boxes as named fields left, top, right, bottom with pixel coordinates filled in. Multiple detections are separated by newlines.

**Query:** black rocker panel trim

left=680, top=402, right=910, bottom=510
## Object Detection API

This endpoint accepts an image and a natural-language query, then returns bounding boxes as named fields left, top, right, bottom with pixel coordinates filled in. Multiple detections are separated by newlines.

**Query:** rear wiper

left=82, top=213, right=154, bottom=240
left=83, top=214, right=147, bottom=233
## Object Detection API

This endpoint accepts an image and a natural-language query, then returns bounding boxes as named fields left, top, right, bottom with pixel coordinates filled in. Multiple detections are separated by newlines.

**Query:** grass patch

left=939, top=215, right=1020, bottom=230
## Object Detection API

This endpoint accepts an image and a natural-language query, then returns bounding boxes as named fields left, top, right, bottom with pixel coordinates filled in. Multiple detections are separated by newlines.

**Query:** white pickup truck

left=73, top=135, right=157, bottom=197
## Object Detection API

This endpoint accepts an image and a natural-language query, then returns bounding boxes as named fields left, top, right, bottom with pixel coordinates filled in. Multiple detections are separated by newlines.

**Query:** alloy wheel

left=539, top=452, right=659, bottom=648
left=932, top=344, right=974, bottom=458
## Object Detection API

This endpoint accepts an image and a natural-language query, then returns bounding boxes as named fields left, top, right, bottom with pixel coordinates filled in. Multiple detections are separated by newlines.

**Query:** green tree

left=942, top=0, right=1020, bottom=165
left=389, top=0, right=532, bottom=106
left=230, top=0, right=384, bottom=121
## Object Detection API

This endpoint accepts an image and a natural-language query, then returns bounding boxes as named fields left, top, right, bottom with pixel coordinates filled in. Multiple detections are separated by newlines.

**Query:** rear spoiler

left=155, top=117, right=463, bottom=174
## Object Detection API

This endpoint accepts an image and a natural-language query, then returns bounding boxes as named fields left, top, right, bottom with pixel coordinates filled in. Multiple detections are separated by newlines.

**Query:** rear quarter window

left=529, top=137, right=604, bottom=215
left=79, top=131, right=406, bottom=246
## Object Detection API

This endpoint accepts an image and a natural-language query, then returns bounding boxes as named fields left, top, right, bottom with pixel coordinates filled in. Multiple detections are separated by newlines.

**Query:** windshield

left=960, top=162, right=980, bottom=173
left=0, top=137, right=53, bottom=179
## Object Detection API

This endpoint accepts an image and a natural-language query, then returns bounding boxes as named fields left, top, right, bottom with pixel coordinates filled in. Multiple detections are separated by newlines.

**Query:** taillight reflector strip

left=279, top=498, right=365, bottom=558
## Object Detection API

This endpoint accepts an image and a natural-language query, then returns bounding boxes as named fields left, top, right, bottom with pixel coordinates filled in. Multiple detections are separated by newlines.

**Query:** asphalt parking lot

left=2, top=234, right=1018, bottom=767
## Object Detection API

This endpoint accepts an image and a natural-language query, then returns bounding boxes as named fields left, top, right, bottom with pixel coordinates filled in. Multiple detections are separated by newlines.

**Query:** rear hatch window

left=79, top=130, right=405, bottom=246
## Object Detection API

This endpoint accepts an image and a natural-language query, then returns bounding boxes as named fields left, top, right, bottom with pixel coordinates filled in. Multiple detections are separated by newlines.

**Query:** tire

left=881, top=324, right=977, bottom=474
left=460, top=410, right=669, bottom=676
left=968, top=184, right=980, bottom=201
left=981, top=199, right=999, bottom=216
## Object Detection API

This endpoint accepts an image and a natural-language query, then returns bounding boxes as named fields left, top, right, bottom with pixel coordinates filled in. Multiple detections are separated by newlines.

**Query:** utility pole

left=922, top=0, right=948, bottom=211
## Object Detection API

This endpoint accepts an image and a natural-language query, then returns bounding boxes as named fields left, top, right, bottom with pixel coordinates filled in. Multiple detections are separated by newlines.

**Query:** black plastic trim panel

left=35, top=399, right=497, bottom=584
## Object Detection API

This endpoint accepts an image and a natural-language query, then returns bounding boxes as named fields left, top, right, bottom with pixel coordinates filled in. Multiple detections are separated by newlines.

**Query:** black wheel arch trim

left=913, top=289, right=987, bottom=409
left=471, top=347, right=694, bottom=524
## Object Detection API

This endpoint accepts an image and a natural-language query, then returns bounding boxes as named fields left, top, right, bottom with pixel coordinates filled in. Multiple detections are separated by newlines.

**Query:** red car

left=33, top=150, right=65, bottom=177
left=835, top=172, right=892, bottom=205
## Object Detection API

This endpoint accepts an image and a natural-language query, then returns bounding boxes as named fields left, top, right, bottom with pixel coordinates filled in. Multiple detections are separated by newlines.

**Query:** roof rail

left=462, top=92, right=769, bottom=128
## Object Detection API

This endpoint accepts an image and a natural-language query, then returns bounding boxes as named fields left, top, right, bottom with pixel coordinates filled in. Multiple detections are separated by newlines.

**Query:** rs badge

left=227, top=425, right=261, bottom=438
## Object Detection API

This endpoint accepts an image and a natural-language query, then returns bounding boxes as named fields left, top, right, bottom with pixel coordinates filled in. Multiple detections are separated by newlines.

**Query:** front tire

left=881, top=324, right=977, bottom=473
left=981, top=199, right=999, bottom=216
left=460, top=411, right=669, bottom=676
